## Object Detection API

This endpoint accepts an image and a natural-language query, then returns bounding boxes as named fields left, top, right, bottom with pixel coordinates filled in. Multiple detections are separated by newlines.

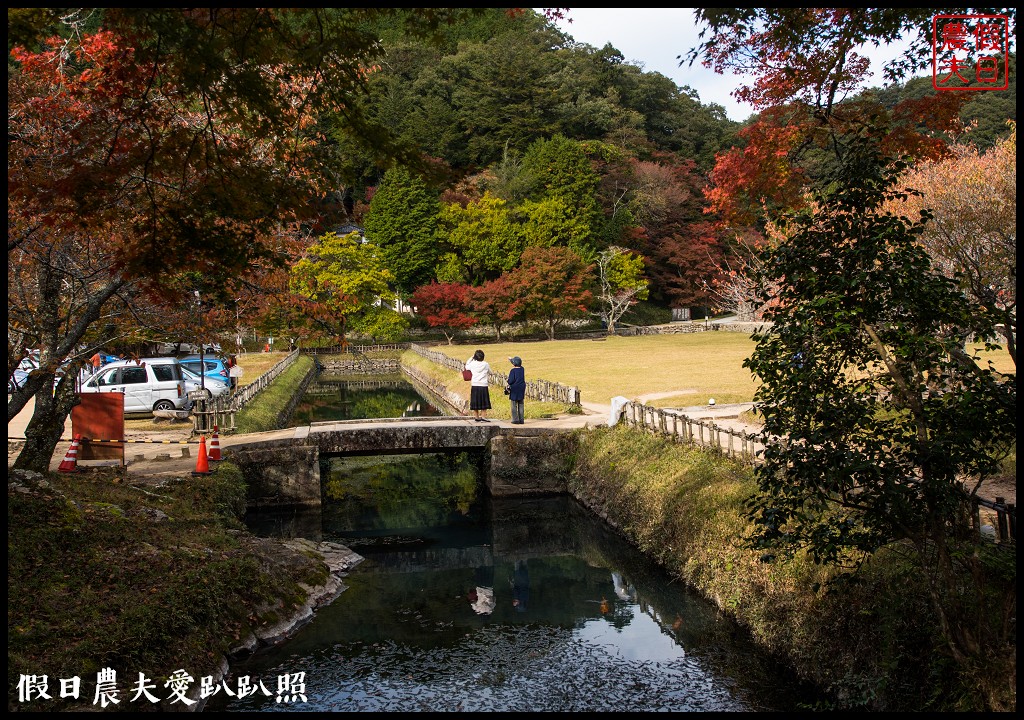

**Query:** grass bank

left=8, top=464, right=329, bottom=712
left=234, top=354, right=314, bottom=433
left=569, top=425, right=1016, bottom=711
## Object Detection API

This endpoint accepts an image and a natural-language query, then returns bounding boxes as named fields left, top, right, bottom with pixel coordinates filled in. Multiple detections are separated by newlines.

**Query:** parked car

left=180, top=365, right=230, bottom=399
left=78, top=357, right=189, bottom=414
left=8, top=351, right=73, bottom=393
left=9, top=352, right=39, bottom=393
left=180, top=355, right=231, bottom=385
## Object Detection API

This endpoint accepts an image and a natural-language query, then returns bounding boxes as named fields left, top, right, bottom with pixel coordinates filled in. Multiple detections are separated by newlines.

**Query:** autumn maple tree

left=508, top=247, right=594, bottom=340
left=884, top=123, right=1017, bottom=365
left=408, top=282, right=478, bottom=345
left=623, top=155, right=726, bottom=309
left=467, top=275, right=523, bottom=342
left=689, top=9, right=991, bottom=227
left=7, top=8, right=442, bottom=472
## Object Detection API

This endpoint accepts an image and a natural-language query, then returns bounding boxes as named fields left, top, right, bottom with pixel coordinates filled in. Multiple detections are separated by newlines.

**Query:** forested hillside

left=325, top=9, right=1015, bottom=321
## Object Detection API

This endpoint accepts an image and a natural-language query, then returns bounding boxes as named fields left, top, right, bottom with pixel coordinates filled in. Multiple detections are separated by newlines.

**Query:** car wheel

left=153, top=400, right=175, bottom=411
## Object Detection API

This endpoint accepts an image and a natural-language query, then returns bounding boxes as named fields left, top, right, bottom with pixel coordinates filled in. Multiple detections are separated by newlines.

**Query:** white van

left=79, top=358, right=190, bottom=414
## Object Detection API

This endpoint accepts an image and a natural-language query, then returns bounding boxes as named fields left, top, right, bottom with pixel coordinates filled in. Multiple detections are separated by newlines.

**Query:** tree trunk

left=12, top=375, right=79, bottom=474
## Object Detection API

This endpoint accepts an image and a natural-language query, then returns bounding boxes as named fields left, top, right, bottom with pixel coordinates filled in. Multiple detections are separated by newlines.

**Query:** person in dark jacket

left=506, top=356, right=526, bottom=424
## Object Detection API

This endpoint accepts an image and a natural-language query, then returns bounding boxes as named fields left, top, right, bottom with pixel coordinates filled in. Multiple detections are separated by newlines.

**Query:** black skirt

left=470, top=386, right=492, bottom=411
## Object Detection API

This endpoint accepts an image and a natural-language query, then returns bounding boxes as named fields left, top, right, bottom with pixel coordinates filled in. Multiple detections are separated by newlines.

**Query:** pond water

left=207, top=444, right=822, bottom=712
left=288, top=375, right=443, bottom=425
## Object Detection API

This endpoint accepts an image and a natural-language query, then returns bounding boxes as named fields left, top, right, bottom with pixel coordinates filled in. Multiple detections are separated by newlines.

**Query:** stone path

left=9, top=389, right=766, bottom=480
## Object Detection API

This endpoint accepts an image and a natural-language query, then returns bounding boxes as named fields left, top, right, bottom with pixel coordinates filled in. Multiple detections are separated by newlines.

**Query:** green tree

left=350, top=305, right=409, bottom=343
left=592, top=246, right=649, bottom=335
left=435, top=192, right=524, bottom=284
left=743, top=142, right=1016, bottom=710
left=519, top=134, right=602, bottom=252
left=289, top=232, right=396, bottom=346
left=517, top=196, right=593, bottom=257
left=363, top=166, right=442, bottom=296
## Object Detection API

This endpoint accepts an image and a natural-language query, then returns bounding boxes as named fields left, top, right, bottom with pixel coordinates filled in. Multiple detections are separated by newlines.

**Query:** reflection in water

left=214, top=451, right=818, bottom=712
left=289, top=376, right=442, bottom=425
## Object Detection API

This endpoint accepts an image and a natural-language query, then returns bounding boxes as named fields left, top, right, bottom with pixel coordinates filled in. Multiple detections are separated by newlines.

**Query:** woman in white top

left=464, top=349, right=491, bottom=422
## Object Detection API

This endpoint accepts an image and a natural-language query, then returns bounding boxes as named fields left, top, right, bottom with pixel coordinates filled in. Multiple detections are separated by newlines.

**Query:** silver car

left=181, top=365, right=230, bottom=399
left=79, top=357, right=189, bottom=413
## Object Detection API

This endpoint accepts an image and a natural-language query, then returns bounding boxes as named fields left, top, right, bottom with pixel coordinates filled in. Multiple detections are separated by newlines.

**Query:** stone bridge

left=223, top=417, right=580, bottom=508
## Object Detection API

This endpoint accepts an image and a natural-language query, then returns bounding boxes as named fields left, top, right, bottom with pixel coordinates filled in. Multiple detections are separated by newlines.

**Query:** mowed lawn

left=436, top=332, right=762, bottom=408
left=435, top=333, right=1017, bottom=410
left=123, top=339, right=1011, bottom=431
left=232, top=351, right=288, bottom=386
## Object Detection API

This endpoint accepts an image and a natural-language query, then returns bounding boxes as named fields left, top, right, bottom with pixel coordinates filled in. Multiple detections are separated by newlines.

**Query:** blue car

left=179, top=355, right=231, bottom=385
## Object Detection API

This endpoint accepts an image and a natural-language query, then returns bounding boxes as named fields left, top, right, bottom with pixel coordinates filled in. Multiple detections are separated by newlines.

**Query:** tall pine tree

left=364, top=166, right=442, bottom=296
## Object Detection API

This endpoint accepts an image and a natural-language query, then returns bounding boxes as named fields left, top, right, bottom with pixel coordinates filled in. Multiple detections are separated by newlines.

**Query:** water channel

left=206, top=376, right=821, bottom=711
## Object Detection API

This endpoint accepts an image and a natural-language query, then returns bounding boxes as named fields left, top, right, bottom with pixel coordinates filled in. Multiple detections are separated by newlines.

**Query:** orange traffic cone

left=58, top=434, right=82, bottom=473
left=208, top=426, right=222, bottom=461
left=192, top=435, right=212, bottom=476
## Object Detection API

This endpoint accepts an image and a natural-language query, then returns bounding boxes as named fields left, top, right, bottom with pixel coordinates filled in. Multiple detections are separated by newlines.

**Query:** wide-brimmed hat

left=509, top=356, right=522, bottom=366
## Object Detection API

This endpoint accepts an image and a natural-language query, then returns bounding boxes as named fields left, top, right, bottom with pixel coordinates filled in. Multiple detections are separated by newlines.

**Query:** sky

left=547, top=8, right=918, bottom=123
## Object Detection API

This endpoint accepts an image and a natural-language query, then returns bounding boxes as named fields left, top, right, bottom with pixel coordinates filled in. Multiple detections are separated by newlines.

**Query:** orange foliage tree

left=690, top=9, right=981, bottom=228
left=884, top=123, right=1017, bottom=364
left=8, top=9, right=431, bottom=471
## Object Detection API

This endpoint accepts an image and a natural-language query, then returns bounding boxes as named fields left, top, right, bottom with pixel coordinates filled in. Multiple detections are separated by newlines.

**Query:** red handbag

left=462, top=368, right=472, bottom=381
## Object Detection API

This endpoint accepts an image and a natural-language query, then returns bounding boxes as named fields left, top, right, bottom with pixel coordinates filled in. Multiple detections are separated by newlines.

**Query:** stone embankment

left=196, top=539, right=364, bottom=711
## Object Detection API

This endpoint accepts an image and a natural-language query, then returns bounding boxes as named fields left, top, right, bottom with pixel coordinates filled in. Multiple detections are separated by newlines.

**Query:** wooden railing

left=617, top=400, right=1014, bottom=548
left=617, top=400, right=764, bottom=464
left=973, top=496, right=1016, bottom=546
left=192, top=349, right=301, bottom=434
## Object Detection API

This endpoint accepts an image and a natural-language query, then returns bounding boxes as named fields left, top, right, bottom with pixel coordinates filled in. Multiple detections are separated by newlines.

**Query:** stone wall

left=487, top=432, right=577, bottom=497
left=317, top=359, right=401, bottom=374
left=275, top=361, right=319, bottom=430
left=228, top=442, right=322, bottom=508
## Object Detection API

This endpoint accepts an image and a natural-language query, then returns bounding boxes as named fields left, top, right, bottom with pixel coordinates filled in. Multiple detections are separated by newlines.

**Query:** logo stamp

left=932, top=14, right=1010, bottom=91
